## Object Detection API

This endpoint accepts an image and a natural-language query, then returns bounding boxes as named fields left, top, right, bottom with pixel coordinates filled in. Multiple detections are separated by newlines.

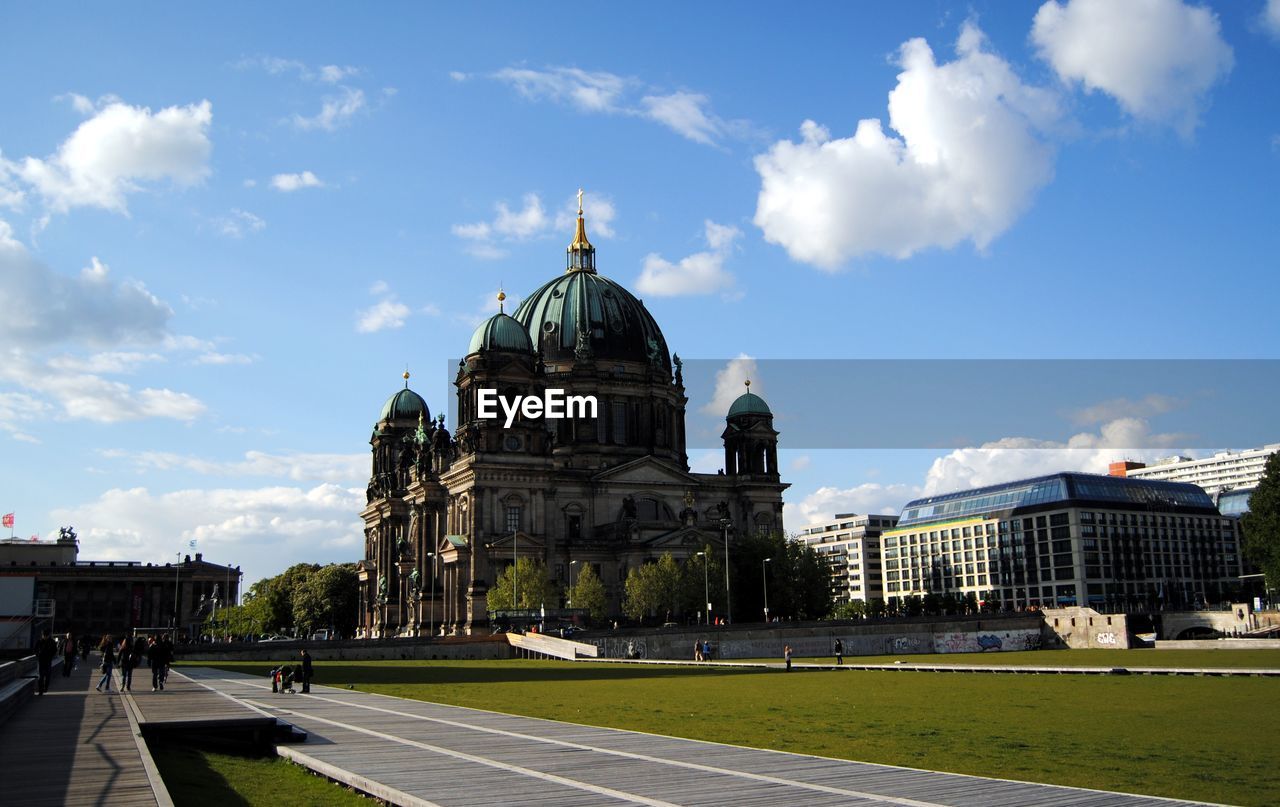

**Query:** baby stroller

left=270, top=664, right=297, bottom=694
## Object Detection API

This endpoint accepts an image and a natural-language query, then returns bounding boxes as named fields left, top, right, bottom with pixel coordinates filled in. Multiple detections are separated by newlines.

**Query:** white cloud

left=637, top=219, right=741, bottom=297
left=357, top=299, right=410, bottom=333
left=456, top=191, right=616, bottom=259
left=51, top=482, right=364, bottom=584
left=753, top=23, right=1059, bottom=268
left=1066, top=393, right=1181, bottom=426
left=701, top=354, right=759, bottom=416
left=0, top=391, right=51, bottom=443
left=1032, top=0, right=1233, bottom=136
left=102, top=448, right=366, bottom=484
left=292, top=87, right=366, bottom=131
left=795, top=483, right=919, bottom=526
left=0, top=235, right=172, bottom=350
left=270, top=171, right=323, bottom=192
left=789, top=455, right=812, bottom=472
left=1266, top=0, right=1280, bottom=39
left=921, top=418, right=1186, bottom=496
left=47, top=351, right=164, bottom=374
left=490, top=66, right=737, bottom=145
left=1, top=98, right=212, bottom=214
left=195, top=351, right=256, bottom=366
left=318, top=64, right=360, bottom=83
left=214, top=208, right=266, bottom=238
left=641, top=92, right=722, bottom=145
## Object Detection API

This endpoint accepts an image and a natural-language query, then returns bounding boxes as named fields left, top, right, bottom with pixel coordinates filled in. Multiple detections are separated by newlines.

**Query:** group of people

left=270, top=649, right=313, bottom=694
left=30, top=629, right=176, bottom=695
left=693, top=639, right=713, bottom=661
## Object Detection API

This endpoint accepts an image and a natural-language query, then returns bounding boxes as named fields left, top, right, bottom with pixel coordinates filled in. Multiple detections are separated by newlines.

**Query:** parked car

left=310, top=629, right=334, bottom=641
left=260, top=634, right=295, bottom=642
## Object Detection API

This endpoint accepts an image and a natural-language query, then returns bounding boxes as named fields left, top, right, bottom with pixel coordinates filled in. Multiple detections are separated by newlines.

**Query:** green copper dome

left=728, top=391, right=772, bottom=418
left=379, top=387, right=429, bottom=423
left=468, top=312, right=534, bottom=355
left=513, top=271, right=670, bottom=368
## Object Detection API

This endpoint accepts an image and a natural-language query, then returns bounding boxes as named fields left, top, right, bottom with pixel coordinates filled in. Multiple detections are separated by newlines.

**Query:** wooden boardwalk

left=123, top=670, right=279, bottom=738
left=183, top=667, right=1217, bottom=807
left=0, top=656, right=167, bottom=807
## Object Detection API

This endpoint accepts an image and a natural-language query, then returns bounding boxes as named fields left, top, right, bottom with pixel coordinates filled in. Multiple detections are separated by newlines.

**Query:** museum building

left=357, top=200, right=788, bottom=636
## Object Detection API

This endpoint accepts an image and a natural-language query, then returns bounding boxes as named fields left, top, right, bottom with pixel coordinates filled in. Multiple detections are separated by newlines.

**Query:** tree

left=1242, top=453, right=1280, bottom=592
left=730, top=531, right=833, bottom=622
left=487, top=558, right=559, bottom=612
left=567, top=563, right=607, bottom=622
left=831, top=599, right=867, bottom=620
left=622, top=554, right=682, bottom=623
left=292, top=563, right=359, bottom=637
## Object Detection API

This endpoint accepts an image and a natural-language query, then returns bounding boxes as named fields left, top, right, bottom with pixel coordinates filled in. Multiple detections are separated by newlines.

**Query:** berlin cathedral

left=357, top=197, right=788, bottom=636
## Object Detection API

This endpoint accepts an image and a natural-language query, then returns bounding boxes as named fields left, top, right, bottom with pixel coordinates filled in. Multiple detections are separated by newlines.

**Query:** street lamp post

left=427, top=551, right=436, bottom=639
left=762, top=557, right=773, bottom=622
left=695, top=551, right=710, bottom=625
left=569, top=560, right=580, bottom=609
left=172, top=552, right=182, bottom=639
left=721, top=518, right=732, bottom=625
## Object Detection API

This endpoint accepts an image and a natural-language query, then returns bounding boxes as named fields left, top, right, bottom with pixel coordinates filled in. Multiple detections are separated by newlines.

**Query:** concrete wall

left=1160, top=605, right=1254, bottom=639
left=584, top=614, right=1045, bottom=660
left=178, top=635, right=514, bottom=663
left=1155, top=639, right=1280, bottom=650
left=1041, top=607, right=1130, bottom=649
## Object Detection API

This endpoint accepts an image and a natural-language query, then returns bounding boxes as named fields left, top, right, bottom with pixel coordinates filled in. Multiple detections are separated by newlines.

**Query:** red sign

left=1, top=513, right=13, bottom=528
left=130, top=584, right=144, bottom=627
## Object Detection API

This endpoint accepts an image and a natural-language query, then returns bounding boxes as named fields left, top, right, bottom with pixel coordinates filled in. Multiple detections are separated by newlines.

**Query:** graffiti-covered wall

left=1040, top=607, right=1130, bottom=649
left=585, top=614, right=1046, bottom=660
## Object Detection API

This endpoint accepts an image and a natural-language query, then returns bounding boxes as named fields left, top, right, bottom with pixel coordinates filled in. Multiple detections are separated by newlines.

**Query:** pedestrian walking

left=149, top=636, right=170, bottom=691
left=300, top=648, right=313, bottom=694
left=79, top=635, right=90, bottom=662
left=34, top=629, right=56, bottom=695
left=96, top=635, right=116, bottom=692
left=702, top=639, right=711, bottom=661
left=62, top=632, right=76, bottom=676
left=834, top=638, right=844, bottom=666
left=118, top=636, right=135, bottom=691
left=783, top=644, right=792, bottom=672
left=694, top=640, right=702, bottom=662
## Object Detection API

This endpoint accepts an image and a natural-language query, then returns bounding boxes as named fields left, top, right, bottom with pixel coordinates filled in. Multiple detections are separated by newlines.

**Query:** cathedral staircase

left=507, top=632, right=598, bottom=661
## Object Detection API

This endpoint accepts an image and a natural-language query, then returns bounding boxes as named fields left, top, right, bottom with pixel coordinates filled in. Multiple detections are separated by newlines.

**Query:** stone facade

left=357, top=207, right=788, bottom=637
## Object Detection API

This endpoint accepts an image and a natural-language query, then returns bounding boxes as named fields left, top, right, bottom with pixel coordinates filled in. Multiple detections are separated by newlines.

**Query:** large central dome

left=513, top=271, right=670, bottom=368
left=511, top=197, right=669, bottom=369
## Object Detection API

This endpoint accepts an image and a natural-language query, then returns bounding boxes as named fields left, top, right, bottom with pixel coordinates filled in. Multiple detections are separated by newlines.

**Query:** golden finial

left=745, top=379, right=751, bottom=390
left=403, top=369, right=410, bottom=388
left=497, top=288, right=506, bottom=313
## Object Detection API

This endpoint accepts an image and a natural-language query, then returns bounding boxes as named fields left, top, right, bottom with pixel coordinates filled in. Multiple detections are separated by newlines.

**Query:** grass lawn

left=188, top=656, right=1279, bottom=806
left=149, top=743, right=372, bottom=806
left=738, top=648, right=1280, bottom=668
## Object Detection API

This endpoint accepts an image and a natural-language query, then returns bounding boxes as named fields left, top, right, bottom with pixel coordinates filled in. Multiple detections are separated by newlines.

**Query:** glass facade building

left=882, top=473, right=1242, bottom=611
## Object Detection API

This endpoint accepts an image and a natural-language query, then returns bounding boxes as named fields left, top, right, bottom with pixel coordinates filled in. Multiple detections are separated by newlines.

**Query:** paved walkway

left=0, top=655, right=166, bottom=806
left=184, top=667, right=1215, bottom=807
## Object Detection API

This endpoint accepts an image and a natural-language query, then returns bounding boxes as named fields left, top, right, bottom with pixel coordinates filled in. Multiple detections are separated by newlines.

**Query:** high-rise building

left=881, top=473, right=1242, bottom=611
left=1112, top=444, right=1278, bottom=495
left=795, top=514, right=898, bottom=604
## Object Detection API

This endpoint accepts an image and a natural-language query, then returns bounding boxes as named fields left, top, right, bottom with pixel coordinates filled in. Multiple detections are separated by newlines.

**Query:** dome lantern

left=566, top=187, right=596, bottom=275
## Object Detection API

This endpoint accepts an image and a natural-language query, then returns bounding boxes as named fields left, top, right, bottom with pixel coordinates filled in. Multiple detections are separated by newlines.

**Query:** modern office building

left=0, top=531, right=240, bottom=644
left=1112, top=443, right=1278, bottom=495
left=880, top=473, right=1243, bottom=611
left=795, top=514, right=897, bottom=604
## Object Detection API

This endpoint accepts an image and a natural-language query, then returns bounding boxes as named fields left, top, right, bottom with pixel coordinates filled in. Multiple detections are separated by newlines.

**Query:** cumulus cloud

left=1032, top=0, right=1233, bottom=136
left=1065, top=393, right=1181, bottom=426
left=0, top=350, right=204, bottom=423
left=0, top=98, right=212, bottom=214
left=270, top=171, right=323, bottom=192
left=101, top=448, right=366, bottom=484
left=356, top=281, right=416, bottom=333
left=701, top=354, right=760, bottom=416
left=795, top=483, right=920, bottom=526
left=455, top=191, right=615, bottom=259
left=921, top=418, right=1186, bottom=496
left=0, top=391, right=51, bottom=443
left=754, top=23, right=1060, bottom=268
left=489, top=66, right=739, bottom=145
left=636, top=219, right=741, bottom=297
left=0, top=234, right=172, bottom=350
left=292, top=87, right=366, bottom=131
left=1266, top=0, right=1280, bottom=40
left=51, top=482, right=364, bottom=584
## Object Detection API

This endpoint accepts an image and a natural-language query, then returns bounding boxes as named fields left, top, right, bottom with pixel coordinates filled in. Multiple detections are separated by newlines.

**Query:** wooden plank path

left=183, top=667, right=1218, bottom=807
left=122, top=668, right=279, bottom=737
left=0, top=655, right=168, bottom=807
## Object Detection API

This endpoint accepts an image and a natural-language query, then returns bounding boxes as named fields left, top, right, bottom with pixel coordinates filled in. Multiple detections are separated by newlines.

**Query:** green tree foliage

left=730, top=531, right=833, bottom=622
left=622, top=553, right=682, bottom=623
left=831, top=599, right=867, bottom=620
left=1242, top=452, right=1280, bottom=591
left=213, top=562, right=359, bottom=639
left=487, top=558, right=559, bottom=611
left=677, top=545, right=726, bottom=622
left=567, top=563, right=608, bottom=622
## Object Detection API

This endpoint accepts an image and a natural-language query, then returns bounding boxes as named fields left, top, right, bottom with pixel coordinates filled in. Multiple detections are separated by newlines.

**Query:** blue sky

left=1, top=1, right=1277, bottom=586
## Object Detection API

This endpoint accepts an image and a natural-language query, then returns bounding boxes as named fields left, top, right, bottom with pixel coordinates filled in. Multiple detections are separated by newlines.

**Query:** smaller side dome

left=728, top=391, right=772, bottom=418
left=468, top=312, right=534, bottom=355
left=380, top=387, right=429, bottom=423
